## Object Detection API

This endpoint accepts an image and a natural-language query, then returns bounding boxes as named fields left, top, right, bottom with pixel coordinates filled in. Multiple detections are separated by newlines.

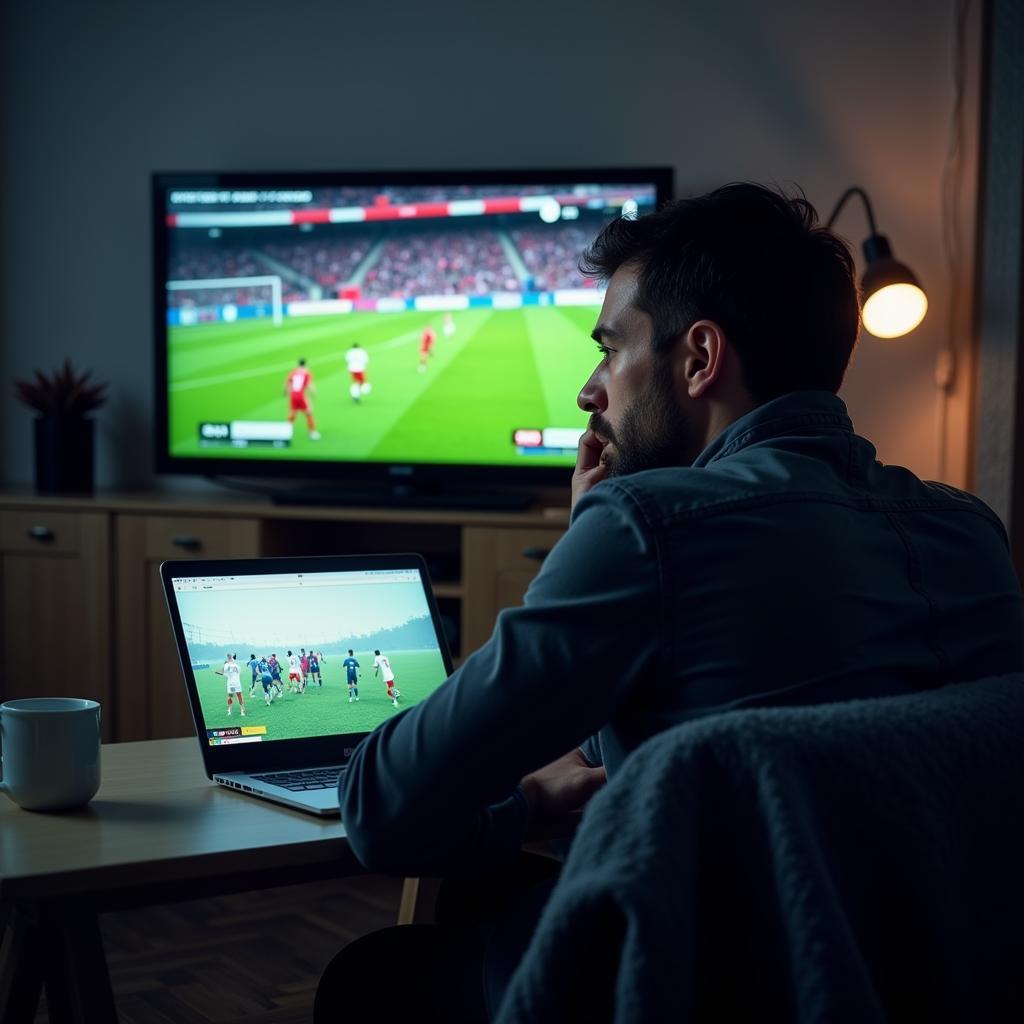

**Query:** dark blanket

left=495, top=675, right=1024, bottom=1023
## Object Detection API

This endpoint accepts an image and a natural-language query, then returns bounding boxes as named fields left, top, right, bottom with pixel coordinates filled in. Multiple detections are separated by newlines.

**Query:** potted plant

left=14, top=360, right=108, bottom=493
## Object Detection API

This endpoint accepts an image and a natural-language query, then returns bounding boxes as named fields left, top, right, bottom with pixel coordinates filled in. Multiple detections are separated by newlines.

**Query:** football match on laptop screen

left=171, top=569, right=448, bottom=744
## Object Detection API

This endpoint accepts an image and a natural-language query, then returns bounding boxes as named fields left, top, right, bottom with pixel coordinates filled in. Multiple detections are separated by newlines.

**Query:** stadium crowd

left=167, top=217, right=607, bottom=307
left=264, top=236, right=374, bottom=292
left=361, top=230, right=520, bottom=298
left=509, top=223, right=602, bottom=291
left=168, top=246, right=269, bottom=308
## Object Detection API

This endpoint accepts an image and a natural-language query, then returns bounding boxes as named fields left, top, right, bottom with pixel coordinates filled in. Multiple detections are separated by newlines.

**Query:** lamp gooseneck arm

left=825, top=186, right=879, bottom=235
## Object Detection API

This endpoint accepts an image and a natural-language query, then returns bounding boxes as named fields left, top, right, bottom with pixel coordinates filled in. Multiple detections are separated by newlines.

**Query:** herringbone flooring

left=34, top=875, right=402, bottom=1024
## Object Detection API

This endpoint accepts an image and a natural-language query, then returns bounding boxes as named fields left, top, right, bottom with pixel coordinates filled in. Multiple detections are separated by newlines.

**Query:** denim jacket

left=340, top=391, right=1024, bottom=875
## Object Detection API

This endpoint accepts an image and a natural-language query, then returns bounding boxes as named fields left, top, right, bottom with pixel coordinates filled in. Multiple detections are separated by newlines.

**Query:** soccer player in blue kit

left=343, top=650, right=360, bottom=702
left=308, top=649, right=323, bottom=687
left=247, top=653, right=260, bottom=697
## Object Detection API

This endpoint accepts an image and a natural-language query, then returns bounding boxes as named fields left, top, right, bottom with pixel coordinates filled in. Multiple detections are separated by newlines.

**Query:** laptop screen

left=169, top=567, right=448, bottom=747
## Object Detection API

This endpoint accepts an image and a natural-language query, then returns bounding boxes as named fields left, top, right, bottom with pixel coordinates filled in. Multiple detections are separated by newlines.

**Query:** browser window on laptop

left=169, top=567, right=449, bottom=748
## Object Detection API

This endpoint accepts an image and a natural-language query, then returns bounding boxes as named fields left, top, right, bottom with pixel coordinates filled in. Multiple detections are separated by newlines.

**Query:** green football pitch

left=196, top=649, right=448, bottom=741
left=168, top=306, right=600, bottom=465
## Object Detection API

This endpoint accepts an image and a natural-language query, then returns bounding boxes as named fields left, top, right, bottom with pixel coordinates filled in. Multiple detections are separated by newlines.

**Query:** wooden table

left=0, top=738, right=361, bottom=1023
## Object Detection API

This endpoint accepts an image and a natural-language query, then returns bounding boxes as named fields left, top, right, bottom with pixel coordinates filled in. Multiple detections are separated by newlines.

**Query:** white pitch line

left=170, top=331, right=422, bottom=391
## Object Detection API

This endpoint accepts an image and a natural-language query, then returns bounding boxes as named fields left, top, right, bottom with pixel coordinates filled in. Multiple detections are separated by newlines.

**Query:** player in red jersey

left=284, top=358, right=321, bottom=439
left=418, top=324, right=436, bottom=372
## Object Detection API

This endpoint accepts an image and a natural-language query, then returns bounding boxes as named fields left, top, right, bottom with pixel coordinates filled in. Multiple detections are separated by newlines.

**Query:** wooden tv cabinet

left=0, top=490, right=569, bottom=742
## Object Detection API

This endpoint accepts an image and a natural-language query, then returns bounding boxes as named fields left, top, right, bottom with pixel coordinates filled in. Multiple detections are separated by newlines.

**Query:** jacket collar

left=692, top=391, right=854, bottom=468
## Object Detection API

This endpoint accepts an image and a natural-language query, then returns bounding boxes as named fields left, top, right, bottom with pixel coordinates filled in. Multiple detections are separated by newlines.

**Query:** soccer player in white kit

left=373, top=649, right=400, bottom=707
left=345, top=343, right=371, bottom=403
left=287, top=650, right=303, bottom=693
left=214, top=653, right=246, bottom=716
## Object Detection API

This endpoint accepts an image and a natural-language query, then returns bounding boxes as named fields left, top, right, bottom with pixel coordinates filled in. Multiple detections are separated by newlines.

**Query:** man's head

left=578, top=183, right=859, bottom=476
left=298, top=358, right=306, bottom=367
left=348, top=649, right=354, bottom=656
left=374, top=649, right=381, bottom=656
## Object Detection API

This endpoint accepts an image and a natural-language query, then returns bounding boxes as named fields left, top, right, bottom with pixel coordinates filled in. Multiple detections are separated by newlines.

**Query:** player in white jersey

left=373, top=649, right=400, bottom=707
left=214, top=653, right=246, bottom=716
left=345, top=344, right=371, bottom=403
left=443, top=311, right=456, bottom=336
left=286, top=650, right=302, bottom=693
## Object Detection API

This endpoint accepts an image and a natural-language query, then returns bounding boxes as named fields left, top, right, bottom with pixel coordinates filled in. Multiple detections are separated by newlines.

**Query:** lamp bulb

left=862, top=283, right=928, bottom=339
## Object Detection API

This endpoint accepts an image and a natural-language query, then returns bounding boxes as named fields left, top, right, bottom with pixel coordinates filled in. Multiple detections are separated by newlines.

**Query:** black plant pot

left=34, top=416, right=95, bottom=494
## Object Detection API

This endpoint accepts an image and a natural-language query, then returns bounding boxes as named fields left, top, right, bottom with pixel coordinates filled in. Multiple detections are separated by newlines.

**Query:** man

left=257, top=656, right=275, bottom=707
left=345, top=343, right=371, bottom=403
left=343, top=649, right=360, bottom=702
left=300, top=648, right=311, bottom=692
left=418, top=323, right=436, bottom=372
left=372, top=650, right=400, bottom=707
left=286, top=650, right=302, bottom=693
left=268, top=653, right=283, bottom=697
left=317, top=184, right=1024, bottom=1021
left=213, top=653, right=245, bottom=717
left=284, top=358, right=321, bottom=440
left=308, top=649, right=323, bottom=687
left=247, top=653, right=260, bottom=697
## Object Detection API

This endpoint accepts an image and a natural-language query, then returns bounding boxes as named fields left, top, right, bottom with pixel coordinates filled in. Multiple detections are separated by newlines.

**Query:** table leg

left=38, top=903, right=117, bottom=1024
left=0, top=905, right=45, bottom=1024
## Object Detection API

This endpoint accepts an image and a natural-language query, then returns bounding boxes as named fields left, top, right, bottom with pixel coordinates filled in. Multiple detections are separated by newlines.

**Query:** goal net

left=167, top=275, right=283, bottom=326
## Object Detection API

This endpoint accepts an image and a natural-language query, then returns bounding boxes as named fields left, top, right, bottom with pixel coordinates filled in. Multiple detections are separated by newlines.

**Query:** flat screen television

left=153, top=168, right=673, bottom=505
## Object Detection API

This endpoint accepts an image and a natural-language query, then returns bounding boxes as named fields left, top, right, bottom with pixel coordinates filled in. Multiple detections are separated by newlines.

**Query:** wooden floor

left=34, top=875, right=403, bottom=1024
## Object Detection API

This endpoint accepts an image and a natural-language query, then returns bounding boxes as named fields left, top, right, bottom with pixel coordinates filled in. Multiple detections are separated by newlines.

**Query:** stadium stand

left=361, top=229, right=520, bottom=298
left=263, top=236, right=375, bottom=292
left=168, top=246, right=276, bottom=308
left=508, top=224, right=601, bottom=291
left=167, top=213, right=601, bottom=308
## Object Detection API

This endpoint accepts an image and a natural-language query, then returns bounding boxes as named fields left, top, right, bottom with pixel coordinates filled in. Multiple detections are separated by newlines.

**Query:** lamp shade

left=860, top=234, right=928, bottom=339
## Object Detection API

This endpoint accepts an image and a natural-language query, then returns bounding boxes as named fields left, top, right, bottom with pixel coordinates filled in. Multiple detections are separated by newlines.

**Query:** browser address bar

left=176, top=574, right=421, bottom=591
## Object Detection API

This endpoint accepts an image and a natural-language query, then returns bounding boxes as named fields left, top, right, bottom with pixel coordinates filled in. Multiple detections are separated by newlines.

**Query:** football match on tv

left=162, top=181, right=658, bottom=468
left=171, top=569, right=448, bottom=743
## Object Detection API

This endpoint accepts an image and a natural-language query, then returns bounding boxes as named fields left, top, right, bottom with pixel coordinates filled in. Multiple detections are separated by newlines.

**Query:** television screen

left=154, top=169, right=672, bottom=486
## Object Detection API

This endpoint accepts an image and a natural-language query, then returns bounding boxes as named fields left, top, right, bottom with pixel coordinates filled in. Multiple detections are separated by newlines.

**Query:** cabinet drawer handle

left=521, top=546, right=551, bottom=561
left=28, top=526, right=55, bottom=542
left=172, top=535, right=202, bottom=551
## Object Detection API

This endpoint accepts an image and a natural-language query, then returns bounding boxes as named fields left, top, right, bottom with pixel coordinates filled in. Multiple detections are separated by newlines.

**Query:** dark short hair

left=580, top=183, right=859, bottom=400
left=348, top=649, right=354, bottom=655
left=374, top=649, right=381, bottom=655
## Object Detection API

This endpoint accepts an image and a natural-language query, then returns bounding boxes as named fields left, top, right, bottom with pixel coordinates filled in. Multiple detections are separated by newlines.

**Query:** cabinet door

left=116, top=515, right=261, bottom=741
left=461, top=527, right=564, bottom=655
left=0, top=510, right=113, bottom=740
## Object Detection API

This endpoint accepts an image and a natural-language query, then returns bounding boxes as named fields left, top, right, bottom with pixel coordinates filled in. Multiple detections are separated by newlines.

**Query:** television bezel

left=152, top=167, right=674, bottom=489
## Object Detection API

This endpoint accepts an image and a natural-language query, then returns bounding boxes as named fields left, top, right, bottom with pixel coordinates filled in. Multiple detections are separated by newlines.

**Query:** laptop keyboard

left=251, top=767, right=346, bottom=791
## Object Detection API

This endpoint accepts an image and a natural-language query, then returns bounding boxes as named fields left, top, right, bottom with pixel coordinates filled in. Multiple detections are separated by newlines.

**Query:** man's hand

left=571, top=428, right=610, bottom=512
left=520, top=748, right=607, bottom=839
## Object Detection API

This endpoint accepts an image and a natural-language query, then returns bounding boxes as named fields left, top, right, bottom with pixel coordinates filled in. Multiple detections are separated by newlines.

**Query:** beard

left=590, top=361, right=698, bottom=477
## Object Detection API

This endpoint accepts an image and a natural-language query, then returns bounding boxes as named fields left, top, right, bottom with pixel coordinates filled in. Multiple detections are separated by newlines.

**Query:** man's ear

left=679, top=320, right=727, bottom=399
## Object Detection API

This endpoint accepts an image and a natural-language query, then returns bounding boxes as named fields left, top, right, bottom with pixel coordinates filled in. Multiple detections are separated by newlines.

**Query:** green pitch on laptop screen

left=171, top=569, right=448, bottom=744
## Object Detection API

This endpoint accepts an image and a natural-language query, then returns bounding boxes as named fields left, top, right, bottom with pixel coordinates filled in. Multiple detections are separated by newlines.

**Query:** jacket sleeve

left=339, top=482, right=662, bottom=876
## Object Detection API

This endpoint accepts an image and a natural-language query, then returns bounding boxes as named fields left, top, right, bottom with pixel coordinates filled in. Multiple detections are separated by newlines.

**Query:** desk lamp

left=826, top=187, right=928, bottom=338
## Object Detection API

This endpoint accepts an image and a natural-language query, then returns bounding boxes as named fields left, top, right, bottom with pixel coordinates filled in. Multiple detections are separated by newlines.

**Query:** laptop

left=160, top=554, right=453, bottom=816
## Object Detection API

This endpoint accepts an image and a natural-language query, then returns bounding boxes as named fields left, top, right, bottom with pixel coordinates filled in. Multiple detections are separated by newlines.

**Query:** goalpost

left=167, top=275, right=283, bottom=326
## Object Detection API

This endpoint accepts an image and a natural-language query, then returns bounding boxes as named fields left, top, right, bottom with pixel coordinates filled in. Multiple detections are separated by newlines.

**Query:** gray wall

left=0, top=0, right=970, bottom=491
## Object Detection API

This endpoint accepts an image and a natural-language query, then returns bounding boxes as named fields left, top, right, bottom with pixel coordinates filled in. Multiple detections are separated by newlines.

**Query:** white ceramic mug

left=0, top=698, right=101, bottom=811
